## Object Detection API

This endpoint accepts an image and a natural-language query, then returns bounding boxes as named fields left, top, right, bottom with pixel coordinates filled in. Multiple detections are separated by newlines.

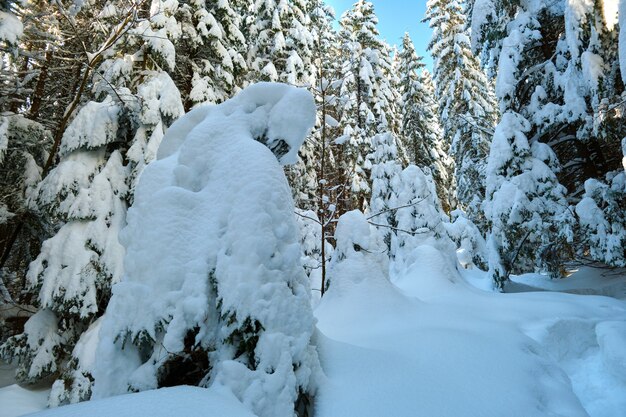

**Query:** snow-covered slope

left=315, top=244, right=626, bottom=417
left=10, top=385, right=254, bottom=417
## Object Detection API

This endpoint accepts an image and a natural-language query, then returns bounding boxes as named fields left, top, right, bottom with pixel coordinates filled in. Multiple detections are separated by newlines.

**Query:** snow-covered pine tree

left=92, top=84, right=320, bottom=417
left=397, top=33, right=454, bottom=212
left=175, top=0, right=248, bottom=108
left=286, top=0, right=338, bottom=209
left=425, top=0, right=497, bottom=223
left=575, top=173, right=626, bottom=267
left=0, top=98, right=129, bottom=404
left=0, top=115, right=50, bottom=334
left=336, top=0, right=398, bottom=211
left=472, top=0, right=625, bottom=268
left=484, top=112, right=574, bottom=290
left=245, top=0, right=314, bottom=86
left=1, top=1, right=185, bottom=405
left=369, top=132, right=402, bottom=253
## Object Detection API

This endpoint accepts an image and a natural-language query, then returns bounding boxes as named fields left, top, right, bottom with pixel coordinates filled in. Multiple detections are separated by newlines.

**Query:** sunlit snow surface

left=4, top=252, right=626, bottom=417
left=315, top=245, right=626, bottom=417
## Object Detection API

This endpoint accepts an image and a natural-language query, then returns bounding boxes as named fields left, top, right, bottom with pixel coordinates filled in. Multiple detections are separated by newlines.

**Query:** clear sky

left=325, top=0, right=433, bottom=69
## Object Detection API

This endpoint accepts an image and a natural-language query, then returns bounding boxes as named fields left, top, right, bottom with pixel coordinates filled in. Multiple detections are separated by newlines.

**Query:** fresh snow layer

left=315, top=244, right=626, bottom=417
left=19, top=385, right=255, bottom=417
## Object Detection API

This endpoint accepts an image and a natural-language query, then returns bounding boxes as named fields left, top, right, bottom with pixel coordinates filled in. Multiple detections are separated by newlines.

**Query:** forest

left=0, top=0, right=625, bottom=416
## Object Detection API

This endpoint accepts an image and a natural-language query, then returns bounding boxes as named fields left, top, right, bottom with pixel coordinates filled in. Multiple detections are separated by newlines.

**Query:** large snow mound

left=23, top=385, right=255, bottom=417
left=0, top=384, right=49, bottom=417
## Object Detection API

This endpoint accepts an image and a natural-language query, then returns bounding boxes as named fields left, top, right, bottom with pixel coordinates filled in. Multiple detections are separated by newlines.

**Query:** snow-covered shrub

left=444, top=209, right=488, bottom=270
left=575, top=172, right=626, bottom=267
left=93, top=83, right=320, bottom=417
left=391, top=165, right=456, bottom=275
left=326, top=210, right=388, bottom=294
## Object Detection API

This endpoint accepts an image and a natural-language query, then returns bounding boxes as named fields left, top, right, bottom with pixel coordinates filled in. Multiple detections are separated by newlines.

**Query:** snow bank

left=0, top=384, right=49, bottom=417
left=316, top=236, right=626, bottom=417
left=93, top=83, right=319, bottom=417
left=25, top=385, right=255, bottom=417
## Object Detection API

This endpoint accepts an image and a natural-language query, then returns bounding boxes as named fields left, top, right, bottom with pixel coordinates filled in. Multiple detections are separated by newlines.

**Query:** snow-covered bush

left=391, top=165, right=456, bottom=274
left=93, top=83, right=320, bottom=417
left=575, top=172, right=626, bottom=267
left=326, top=210, right=388, bottom=294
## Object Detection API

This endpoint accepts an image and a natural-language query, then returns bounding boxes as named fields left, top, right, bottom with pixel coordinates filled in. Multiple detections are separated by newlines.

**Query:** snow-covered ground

left=315, top=249, right=626, bottom=417
left=2, top=255, right=624, bottom=417
left=4, top=385, right=254, bottom=417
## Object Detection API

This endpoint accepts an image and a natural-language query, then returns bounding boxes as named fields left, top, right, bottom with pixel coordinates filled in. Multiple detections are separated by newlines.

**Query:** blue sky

left=325, top=0, right=433, bottom=69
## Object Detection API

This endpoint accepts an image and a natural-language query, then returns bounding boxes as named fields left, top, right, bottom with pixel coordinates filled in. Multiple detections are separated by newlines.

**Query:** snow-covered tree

left=175, top=0, right=248, bottom=107
left=397, top=33, right=454, bottom=211
left=336, top=0, right=399, bottom=211
left=294, top=208, right=333, bottom=304
left=391, top=165, right=455, bottom=272
left=0, top=115, right=50, bottom=339
left=287, top=1, right=340, bottom=210
left=484, top=112, right=574, bottom=289
left=245, top=0, right=314, bottom=86
left=425, top=0, right=497, bottom=222
left=575, top=173, right=626, bottom=267
left=473, top=0, right=625, bottom=270
left=93, top=84, right=320, bottom=417
left=1, top=99, right=129, bottom=404
left=368, top=132, right=402, bottom=252
left=1, top=1, right=185, bottom=404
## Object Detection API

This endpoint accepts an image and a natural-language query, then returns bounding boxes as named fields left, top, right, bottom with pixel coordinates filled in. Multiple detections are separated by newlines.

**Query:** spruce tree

left=1, top=2, right=185, bottom=404
left=369, top=132, right=402, bottom=252
left=336, top=0, right=398, bottom=211
left=425, top=0, right=497, bottom=223
left=484, top=112, right=574, bottom=289
left=474, top=0, right=625, bottom=268
left=175, top=0, right=248, bottom=107
left=245, top=0, right=314, bottom=86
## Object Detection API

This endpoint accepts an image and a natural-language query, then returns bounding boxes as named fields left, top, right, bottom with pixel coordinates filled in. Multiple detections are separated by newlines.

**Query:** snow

left=93, top=83, right=319, bottom=417
left=0, top=384, right=50, bottom=417
left=315, top=244, right=626, bottom=417
left=0, top=11, right=23, bottom=45
left=157, top=83, right=315, bottom=165
left=4, top=249, right=626, bottom=417
left=20, top=385, right=255, bottom=417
